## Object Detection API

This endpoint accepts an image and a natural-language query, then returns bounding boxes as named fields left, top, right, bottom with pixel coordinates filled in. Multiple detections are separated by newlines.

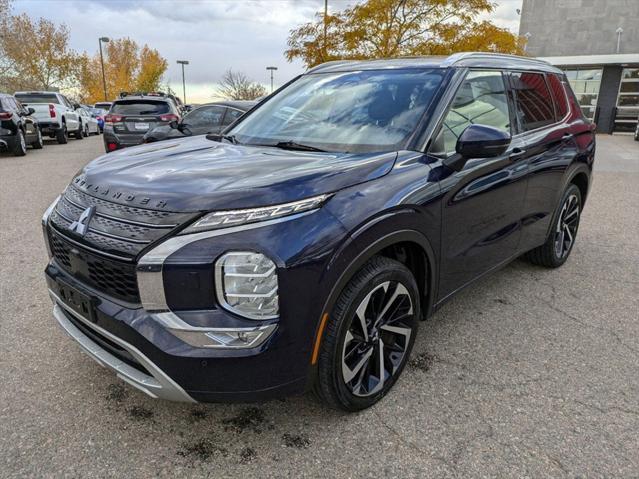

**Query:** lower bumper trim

left=51, top=293, right=196, bottom=403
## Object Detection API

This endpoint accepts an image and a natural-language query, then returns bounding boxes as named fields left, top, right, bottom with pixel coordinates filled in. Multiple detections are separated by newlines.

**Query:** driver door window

left=185, top=106, right=225, bottom=129
left=430, top=71, right=511, bottom=157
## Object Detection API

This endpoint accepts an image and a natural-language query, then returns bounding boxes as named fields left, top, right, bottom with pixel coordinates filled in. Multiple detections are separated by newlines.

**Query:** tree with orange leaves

left=286, top=0, right=526, bottom=68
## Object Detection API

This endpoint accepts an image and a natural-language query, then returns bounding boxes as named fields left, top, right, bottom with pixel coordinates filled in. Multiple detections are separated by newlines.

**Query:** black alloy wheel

left=316, top=256, right=420, bottom=411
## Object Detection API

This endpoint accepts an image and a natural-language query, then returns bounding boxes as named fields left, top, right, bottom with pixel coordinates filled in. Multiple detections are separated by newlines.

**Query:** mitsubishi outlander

left=42, top=53, right=595, bottom=411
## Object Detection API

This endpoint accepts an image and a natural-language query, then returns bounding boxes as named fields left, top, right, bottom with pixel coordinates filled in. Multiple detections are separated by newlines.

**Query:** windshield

left=111, top=100, right=169, bottom=115
left=228, top=69, right=444, bottom=153
left=15, top=93, right=58, bottom=104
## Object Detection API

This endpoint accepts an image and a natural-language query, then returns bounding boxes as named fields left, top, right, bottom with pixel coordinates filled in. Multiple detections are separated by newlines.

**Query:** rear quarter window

left=111, top=101, right=170, bottom=115
left=547, top=74, right=569, bottom=119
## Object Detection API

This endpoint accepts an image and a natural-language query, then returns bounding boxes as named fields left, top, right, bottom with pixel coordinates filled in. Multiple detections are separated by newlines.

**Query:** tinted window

left=111, top=100, right=170, bottom=115
left=184, top=105, right=225, bottom=127
left=15, top=93, right=58, bottom=104
left=510, top=72, right=555, bottom=131
left=230, top=69, right=445, bottom=153
left=430, top=70, right=510, bottom=157
left=222, top=108, right=244, bottom=126
left=547, top=74, right=568, bottom=119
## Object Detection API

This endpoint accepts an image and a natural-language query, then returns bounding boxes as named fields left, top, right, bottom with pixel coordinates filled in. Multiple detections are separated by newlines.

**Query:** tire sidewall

left=32, top=127, right=43, bottom=149
left=57, top=125, right=68, bottom=144
left=14, top=129, right=27, bottom=156
left=322, top=261, right=420, bottom=411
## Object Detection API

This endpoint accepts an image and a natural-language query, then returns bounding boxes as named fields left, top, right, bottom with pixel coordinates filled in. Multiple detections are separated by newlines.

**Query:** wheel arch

left=309, top=220, right=437, bottom=370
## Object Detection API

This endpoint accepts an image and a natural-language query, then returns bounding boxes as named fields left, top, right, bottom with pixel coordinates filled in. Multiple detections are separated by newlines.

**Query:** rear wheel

left=56, top=125, right=68, bottom=144
left=13, top=128, right=27, bottom=156
left=525, top=184, right=582, bottom=268
left=315, top=256, right=420, bottom=411
left=75, top=122, right=84, bottom=140
left=83, top=124, right=89, bottom=137
left=31, top=126, right=44, bottom=149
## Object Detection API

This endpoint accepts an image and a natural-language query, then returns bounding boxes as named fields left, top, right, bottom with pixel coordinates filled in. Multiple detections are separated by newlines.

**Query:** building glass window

left=615, top=68, right=639, bottom=133
left=564, top=68, right=602, bottom=121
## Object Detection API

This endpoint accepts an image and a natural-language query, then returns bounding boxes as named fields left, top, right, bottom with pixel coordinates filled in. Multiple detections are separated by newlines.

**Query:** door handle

left=562, top=133, right=574, bottom=142
left=509, top=148, right=526, bottom=161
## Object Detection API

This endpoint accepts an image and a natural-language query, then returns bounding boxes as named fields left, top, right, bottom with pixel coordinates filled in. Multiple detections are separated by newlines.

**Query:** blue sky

left=12, top=0, right=523, bottom=102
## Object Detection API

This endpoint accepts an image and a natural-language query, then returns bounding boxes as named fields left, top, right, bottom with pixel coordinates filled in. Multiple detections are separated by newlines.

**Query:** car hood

left=75, top=135, right=397, bottom=212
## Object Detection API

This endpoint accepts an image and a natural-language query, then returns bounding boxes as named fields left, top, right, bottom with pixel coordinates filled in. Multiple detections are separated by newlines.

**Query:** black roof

left=308, top=52, right=563, bottom=75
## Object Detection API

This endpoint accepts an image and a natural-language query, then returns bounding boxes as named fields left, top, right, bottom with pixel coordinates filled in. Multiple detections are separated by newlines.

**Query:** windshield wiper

left=271, top=141, right=326, bottom=152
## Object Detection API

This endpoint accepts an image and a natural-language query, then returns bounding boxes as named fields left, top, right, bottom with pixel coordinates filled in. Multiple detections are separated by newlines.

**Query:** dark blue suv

left=43, top=53, right=595, bottom=411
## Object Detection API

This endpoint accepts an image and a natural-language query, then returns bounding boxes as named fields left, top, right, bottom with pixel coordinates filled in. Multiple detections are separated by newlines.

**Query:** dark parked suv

left=103, top=92, right=181, bottom=152
left=0, top=93, right=43, bottom=156
left=42, top=53, right=595, bottom=411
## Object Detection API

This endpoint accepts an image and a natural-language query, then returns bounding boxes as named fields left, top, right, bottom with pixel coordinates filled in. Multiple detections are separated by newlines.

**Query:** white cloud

left=12, top=0, right=523, bottom=103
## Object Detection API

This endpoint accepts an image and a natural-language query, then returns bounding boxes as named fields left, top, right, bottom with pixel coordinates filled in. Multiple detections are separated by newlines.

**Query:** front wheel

left=31, top=127, right=44, bottom=149
left=525, top=184, right=582, bottom=268
left=13, top=129, right=27, bottom=156
left=315, top=256, right=420, bottom=411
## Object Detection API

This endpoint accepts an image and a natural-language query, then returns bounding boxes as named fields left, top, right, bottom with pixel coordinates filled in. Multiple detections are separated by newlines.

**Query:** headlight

left=215, top=252, right=279, bottom=319
left=182, top=194, right=330, bottom=234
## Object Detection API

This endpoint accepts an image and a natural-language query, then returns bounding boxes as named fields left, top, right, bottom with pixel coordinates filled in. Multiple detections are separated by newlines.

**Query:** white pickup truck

left=14, top=91, right=82, bottom=144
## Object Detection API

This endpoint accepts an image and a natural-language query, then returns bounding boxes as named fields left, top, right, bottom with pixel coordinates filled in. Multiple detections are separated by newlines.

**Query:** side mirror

left=27, top=107, right=35, bottom=115
left=73, top=103, right=81, bottom=110
left=169, top=120, right=179, bottom=129
left=444, top=124, right=511, bottom=171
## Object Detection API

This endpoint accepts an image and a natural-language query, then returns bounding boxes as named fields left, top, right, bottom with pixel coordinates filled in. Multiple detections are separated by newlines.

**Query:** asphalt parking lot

left=1, top=135, right=638, bottom=477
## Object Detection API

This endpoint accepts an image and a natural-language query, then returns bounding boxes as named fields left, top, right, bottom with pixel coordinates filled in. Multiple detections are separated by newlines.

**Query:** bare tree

left=218, top=69, right=267, bottom=100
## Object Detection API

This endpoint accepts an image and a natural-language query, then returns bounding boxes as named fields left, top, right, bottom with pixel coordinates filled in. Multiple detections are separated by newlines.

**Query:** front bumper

left=51, top=292, right=195, bottom=402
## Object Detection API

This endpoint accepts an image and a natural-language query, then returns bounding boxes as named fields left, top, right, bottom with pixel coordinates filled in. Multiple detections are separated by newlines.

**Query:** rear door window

left=429, top=70, right=511, bottom=157
left=509, top=72, right=556, bottom=131
left=111, top=101, right=170, bottom=115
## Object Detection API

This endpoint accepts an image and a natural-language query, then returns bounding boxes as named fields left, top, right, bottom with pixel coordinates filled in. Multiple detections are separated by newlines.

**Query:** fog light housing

left=215, top=251, right=279, bottom=319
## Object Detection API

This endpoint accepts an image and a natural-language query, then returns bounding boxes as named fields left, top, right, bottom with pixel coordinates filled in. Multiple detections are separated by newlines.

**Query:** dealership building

left=519, top=0, right=639, bottom=133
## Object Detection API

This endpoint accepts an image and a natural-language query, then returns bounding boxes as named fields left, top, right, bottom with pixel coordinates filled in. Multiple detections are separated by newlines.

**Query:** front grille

left=47, top=184, right=196, bottom=303
left=49, top=231, right=141, bottom=303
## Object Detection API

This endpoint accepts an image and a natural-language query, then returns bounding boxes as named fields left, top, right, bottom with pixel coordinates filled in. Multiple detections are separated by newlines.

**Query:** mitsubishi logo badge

left=68, top=206, right=96, bottom=236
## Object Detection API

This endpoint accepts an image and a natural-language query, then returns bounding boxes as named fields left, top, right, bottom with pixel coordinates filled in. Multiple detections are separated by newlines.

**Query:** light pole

left=176, top=60, right=189, bottom=104
left=616, top=27, right=623, bottom=53
left=266, top=66, right=278, bottom=93
left=98, top=37, right=109, bottom=101
left=523, top=32, right=532, bottom=53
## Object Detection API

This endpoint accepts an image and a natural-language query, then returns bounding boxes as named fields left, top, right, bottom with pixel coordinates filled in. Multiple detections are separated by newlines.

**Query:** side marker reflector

left=311, top=313, right=329, bottom=365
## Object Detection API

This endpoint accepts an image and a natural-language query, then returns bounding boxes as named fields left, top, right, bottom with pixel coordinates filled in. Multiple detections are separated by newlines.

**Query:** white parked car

left=14, top=91, right=82, bottom=144
left=78, top=107, right=100, bottom=136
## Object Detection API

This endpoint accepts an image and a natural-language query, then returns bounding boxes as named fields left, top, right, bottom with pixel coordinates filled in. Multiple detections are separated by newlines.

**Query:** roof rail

left=442, top=52, right=552, bottom=67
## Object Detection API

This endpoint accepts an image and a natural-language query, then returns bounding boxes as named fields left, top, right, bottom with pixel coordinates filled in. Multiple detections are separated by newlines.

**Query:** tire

left=75, top=122, right=84, bottom=140
left=524, top=184, right=582, bottom=268
left=83, top=124, right=89, bottom=137
left=315, top=256, right=420, bottom=411
left=31, top=127, right=44, bottom=149
left=13, top=128, right=27, bottom=156
left=56, top=125, right=68, bottom=144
